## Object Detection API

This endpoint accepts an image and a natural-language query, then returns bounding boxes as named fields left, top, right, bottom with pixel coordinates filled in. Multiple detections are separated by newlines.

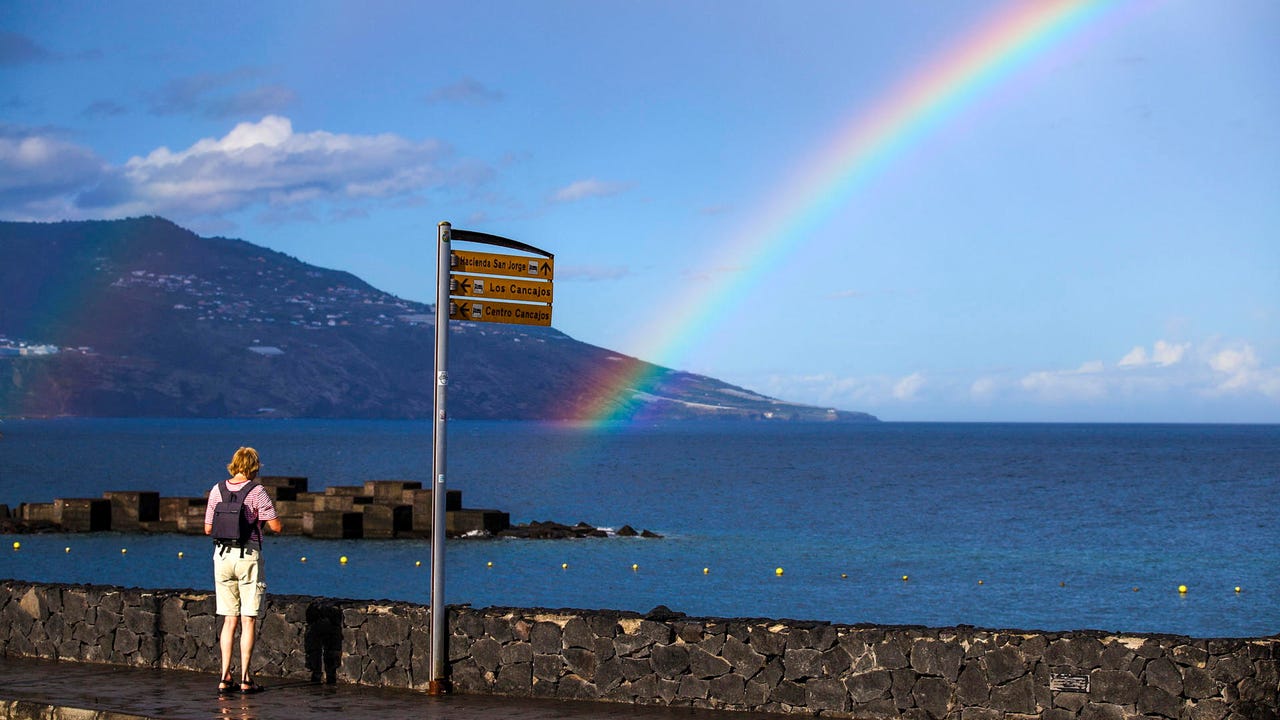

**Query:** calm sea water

left=0, top=419, right=1276, bottom=638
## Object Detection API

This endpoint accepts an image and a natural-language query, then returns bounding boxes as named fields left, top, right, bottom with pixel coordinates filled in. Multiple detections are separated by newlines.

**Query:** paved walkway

left=0, top=656, right=781, bottom=720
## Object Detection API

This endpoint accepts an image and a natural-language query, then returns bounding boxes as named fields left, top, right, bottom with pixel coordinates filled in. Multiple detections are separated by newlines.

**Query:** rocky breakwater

left=498, top=521, right=662, bottom=540
left=1, top=477, right=659, bottom=541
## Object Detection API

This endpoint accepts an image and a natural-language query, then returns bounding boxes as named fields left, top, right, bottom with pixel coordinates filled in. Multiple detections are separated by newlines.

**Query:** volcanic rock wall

left=0, top=580, right=1275, bottom=718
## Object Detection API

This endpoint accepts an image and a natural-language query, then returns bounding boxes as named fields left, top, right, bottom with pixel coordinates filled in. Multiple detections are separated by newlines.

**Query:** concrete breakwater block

left=53, top=499, right=111, bottom=532
left=102, top=491, right=160, bottom=531
left=18, top=503, right=56, bottom=524
left=303, top=510, right=363, bottom=539
left=308, top=494, right=372, bottom=512
left=404, top=488, right=462, bottom=511
left=363, top=480, right=423, bottom=499
left=159, top=497, right=205, bottom=523
left=270, top=500, right=310, bottom=534
left=259, top=475, right=308, bottom=493
left=446, top=509, right=510, bottom=536
left=406, top=489, right=462, bottom=534
left=357, top=504, right=413, bottom=538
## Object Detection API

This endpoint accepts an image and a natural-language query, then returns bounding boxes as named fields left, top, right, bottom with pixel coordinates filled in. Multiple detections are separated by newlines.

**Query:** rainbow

left=575, top=0, right=1131, bottom=424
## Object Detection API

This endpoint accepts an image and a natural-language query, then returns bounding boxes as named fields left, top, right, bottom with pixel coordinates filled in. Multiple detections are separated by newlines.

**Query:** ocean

left=0, top=419, right=1276, bottom=638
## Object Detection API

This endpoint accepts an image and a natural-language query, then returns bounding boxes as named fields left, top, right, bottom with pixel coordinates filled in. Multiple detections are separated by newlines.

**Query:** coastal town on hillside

left=106, top=261, right=428, bottom=330
left=2, top=260, right=441, bottom=357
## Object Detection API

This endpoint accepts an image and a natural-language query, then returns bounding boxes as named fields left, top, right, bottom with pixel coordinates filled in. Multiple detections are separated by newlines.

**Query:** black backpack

left=211, top=480, right=260, bottom=551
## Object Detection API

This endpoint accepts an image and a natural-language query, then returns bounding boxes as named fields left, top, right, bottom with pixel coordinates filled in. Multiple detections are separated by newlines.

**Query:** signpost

left=428, top=222, right=554, bottom=695
left=449, top=275, right=554, bottom=303
left=448, top=299, right=553, bottom=326
left=451, top=248, right=554, bottom=279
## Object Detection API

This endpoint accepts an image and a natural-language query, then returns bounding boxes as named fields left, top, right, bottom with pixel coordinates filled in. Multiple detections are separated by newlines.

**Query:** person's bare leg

left=219, top=615, right=239, bottom=688
left=239, top=615, right=257, bottom=686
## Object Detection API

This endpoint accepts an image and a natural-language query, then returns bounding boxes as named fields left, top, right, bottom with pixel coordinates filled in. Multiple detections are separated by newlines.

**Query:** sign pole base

left=427, top=679, right=451, bottom=696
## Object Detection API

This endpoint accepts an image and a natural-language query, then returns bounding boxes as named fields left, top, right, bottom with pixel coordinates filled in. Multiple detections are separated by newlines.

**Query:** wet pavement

left=0, top=656, right=781, bottom=720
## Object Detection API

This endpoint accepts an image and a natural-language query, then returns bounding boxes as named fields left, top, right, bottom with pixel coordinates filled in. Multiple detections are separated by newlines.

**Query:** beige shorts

left=213, top=546, right=265, bottom=617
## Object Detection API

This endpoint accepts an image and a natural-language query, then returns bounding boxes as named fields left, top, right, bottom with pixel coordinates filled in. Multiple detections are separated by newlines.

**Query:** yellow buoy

left=177, top=551, right=184, bottom=559
left=561, top=562, right=568, bottom=570
left=902, top=575, right=909, bottom=582
left=978, top=580, right=984, bottom=585
left=65, top=547, right=71, bottom=553
left=1060, top=581, right=1066, bottom=587
left=121, top=548, right=127, bottom=554
left=487, top=561, right=493, bottom=568
left=1235, top=586, right=1242, bottom=593
left=12, top=541, right=19, bottom=550
left=631, top=564, right=638, bottom=571
left=1178, top=584, right=1187, bottom=594
left=703, top=567, right=709, bottom=575
left=841, top=573, right=848, bottom=579
left=415, top=560, right=421, bottom=567
left=1133, top=587, right=1140, bottom=592
left=775, top=567, right=784, bottom=576
left=340, top=556, right=348, bottom=565
left=300, top=556, right=307, bottom=563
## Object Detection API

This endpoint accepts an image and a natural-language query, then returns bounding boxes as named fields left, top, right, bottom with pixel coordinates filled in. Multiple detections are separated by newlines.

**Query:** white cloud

left=1209, top=345, right=1256, bottom=376
left=970, top=376, right=998, bottom=400
left=1120, top=340, right=1189, bottom=367
left=0, top=116, right=465, bottom=223
left=0, top=129, right=108, bottom=217
left=1019, top=361, right=1108, bottom=401
left=893, top=372, right=925, bottom=400
left=1151, top=340, right=1188, bottom=366
left=1118, top=346, right=1148, bottom=367
left=754, top=337, right=1280, bottom=421
left=1206, top=344, right=1280, bottom=396
left=550, top=178, right=630, bottom=203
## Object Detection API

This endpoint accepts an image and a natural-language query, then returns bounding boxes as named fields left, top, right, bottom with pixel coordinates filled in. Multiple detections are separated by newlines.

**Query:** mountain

left=0, top=218, right=877, bottom=422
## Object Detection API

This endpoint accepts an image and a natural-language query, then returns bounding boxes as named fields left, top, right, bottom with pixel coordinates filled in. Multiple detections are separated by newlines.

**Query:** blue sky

left=2, top=1, right=1277, bottom=422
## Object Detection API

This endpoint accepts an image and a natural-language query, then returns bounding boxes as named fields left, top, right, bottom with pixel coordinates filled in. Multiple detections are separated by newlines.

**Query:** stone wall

left=1, top=580, right=1275, bottom=718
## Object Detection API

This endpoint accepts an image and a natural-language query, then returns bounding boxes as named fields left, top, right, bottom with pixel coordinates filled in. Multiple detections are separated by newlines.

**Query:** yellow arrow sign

left=449, top=274, right=554, bottom=303
left=449, top=300, right=552, bottom=327
left=451, top=250, right=554, bottom=280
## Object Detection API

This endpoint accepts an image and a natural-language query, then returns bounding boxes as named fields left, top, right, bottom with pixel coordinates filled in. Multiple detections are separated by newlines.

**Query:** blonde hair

left=227, top=447, right=261, bottom=479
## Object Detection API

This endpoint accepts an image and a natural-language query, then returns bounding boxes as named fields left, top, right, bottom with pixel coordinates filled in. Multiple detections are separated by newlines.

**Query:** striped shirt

left=204, top=479, right=278, bottom=546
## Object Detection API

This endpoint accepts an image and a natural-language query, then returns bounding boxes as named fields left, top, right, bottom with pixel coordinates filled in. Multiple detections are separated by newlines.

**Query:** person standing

left=204, top=446, right=282, bottom=695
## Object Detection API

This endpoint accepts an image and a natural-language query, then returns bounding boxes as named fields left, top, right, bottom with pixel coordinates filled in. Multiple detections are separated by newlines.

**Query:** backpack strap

left=238, top=479, right=259, bottom=558
left=240, top=481, right=260, bottom=558
left=215, top=480, right=232, bottom=555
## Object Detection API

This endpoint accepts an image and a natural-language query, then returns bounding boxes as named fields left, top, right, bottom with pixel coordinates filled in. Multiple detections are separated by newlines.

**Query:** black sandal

left=218, top=675, right=235, bottom=696
left=240, top=678, right=265, bottom=694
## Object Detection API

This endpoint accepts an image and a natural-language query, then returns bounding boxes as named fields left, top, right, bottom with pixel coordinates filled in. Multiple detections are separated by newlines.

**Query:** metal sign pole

left=428, top=221, right=451, bottom=694
left=426, top=222, right=551, bottom=694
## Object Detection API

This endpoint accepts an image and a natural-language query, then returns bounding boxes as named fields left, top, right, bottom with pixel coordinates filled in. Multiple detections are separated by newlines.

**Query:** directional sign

left=449, top=299, right=552, bottom=327
left=450, top=274, right=554, bottom=303
left=451, top=250, right=554, bottom=280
